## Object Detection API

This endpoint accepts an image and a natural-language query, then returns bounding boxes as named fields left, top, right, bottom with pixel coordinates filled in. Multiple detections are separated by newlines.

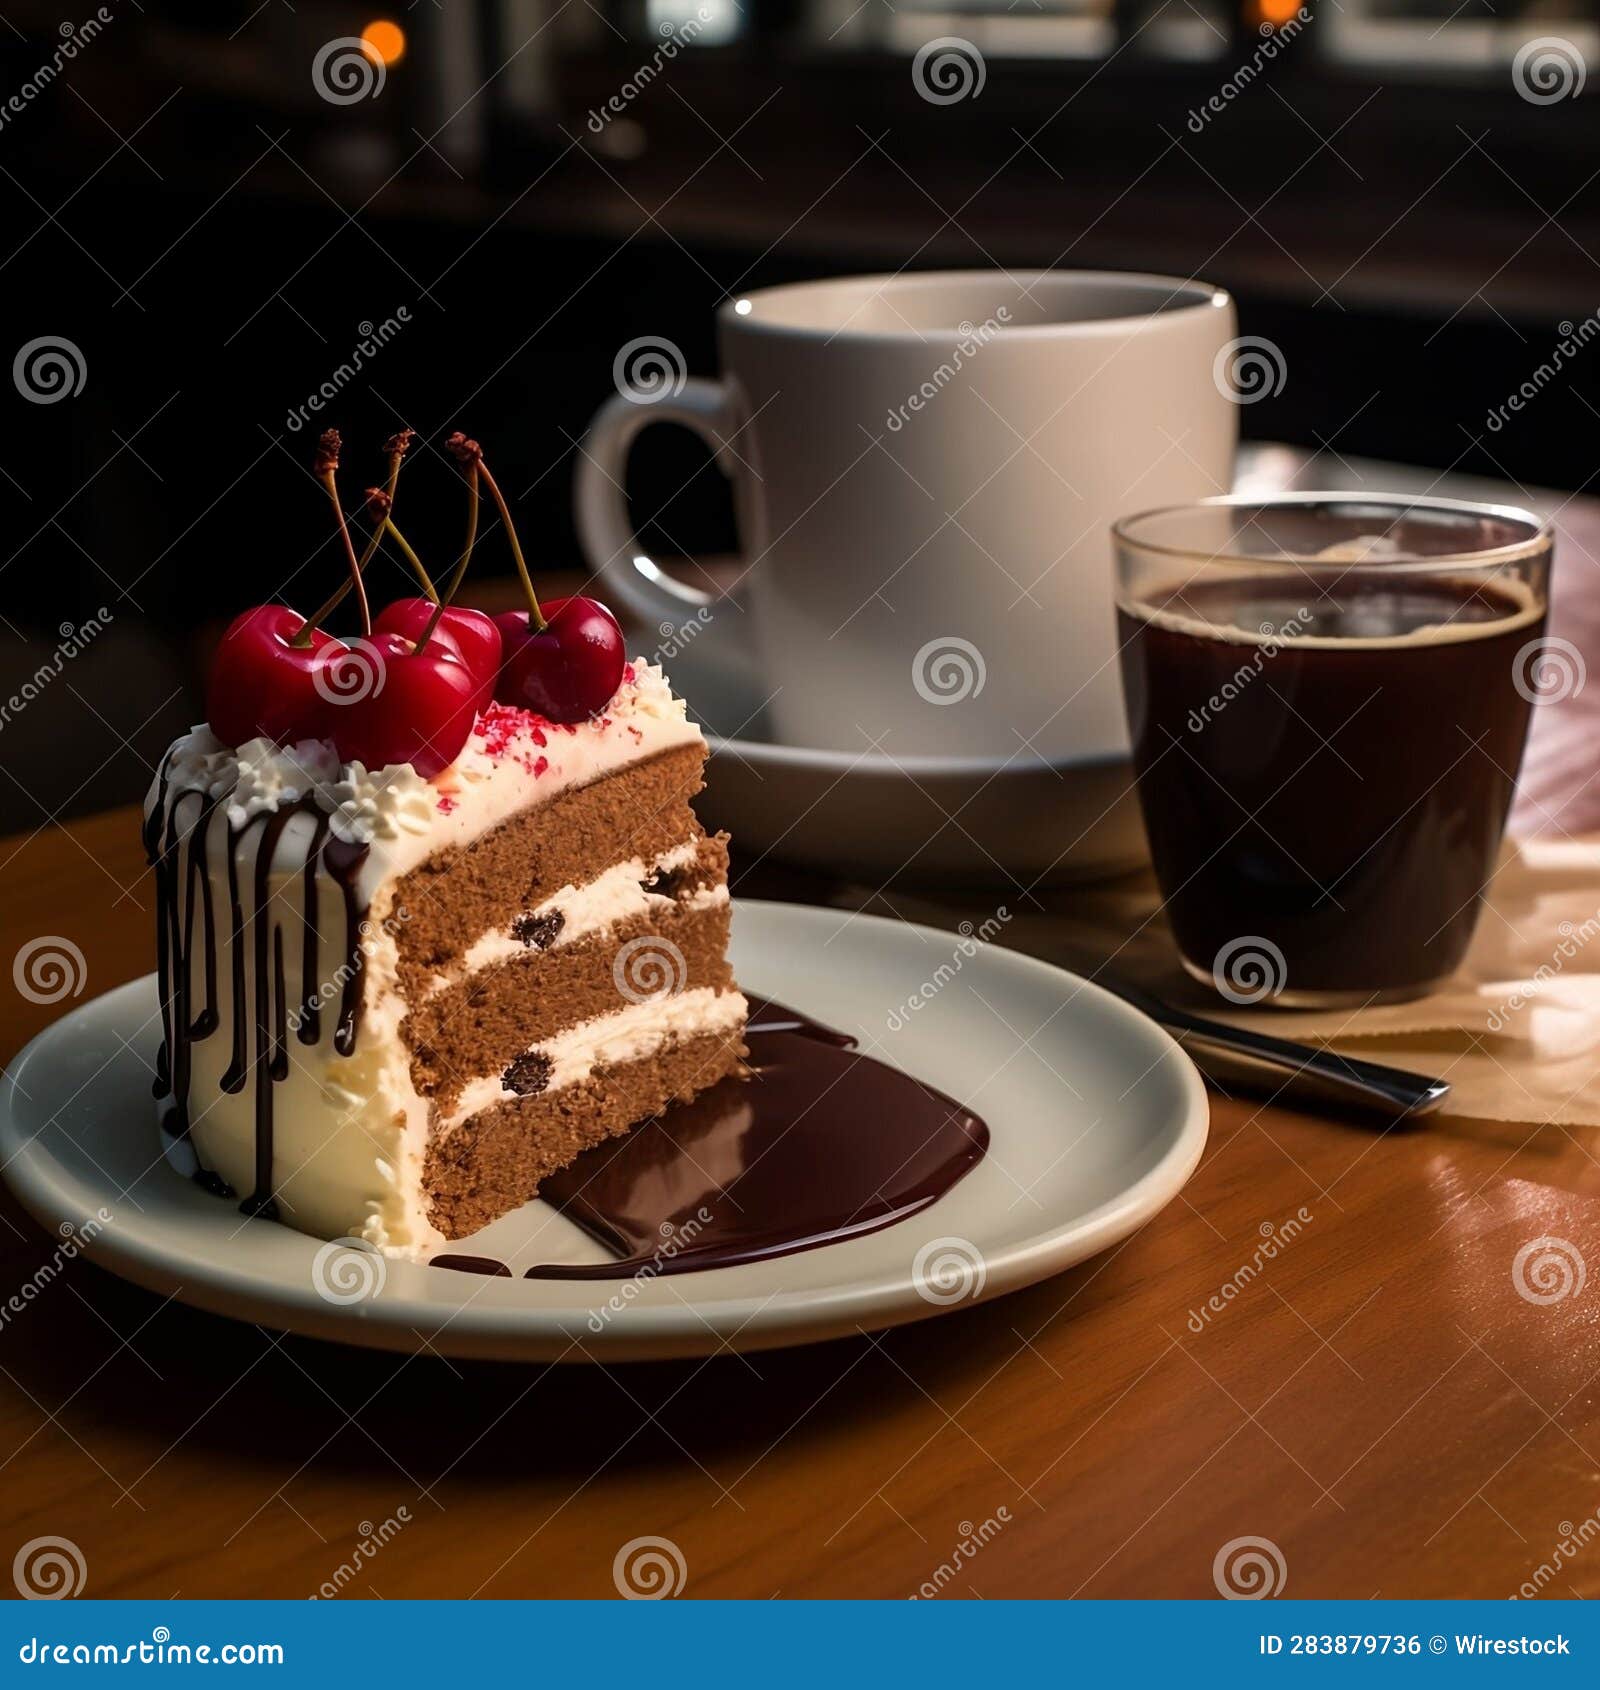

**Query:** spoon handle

left=1163, top=1009, right=1450, bottom=1122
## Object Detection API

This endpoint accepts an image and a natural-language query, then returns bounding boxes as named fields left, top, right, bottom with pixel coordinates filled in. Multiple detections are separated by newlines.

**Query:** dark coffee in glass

left=1114, top=497, right=1553, bottom=1008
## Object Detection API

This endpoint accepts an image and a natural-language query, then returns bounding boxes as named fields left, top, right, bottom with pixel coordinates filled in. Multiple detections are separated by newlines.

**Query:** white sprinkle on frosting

left=315, top=760, right=436, bottom=846
left=228, top=737, right=342, bottom=829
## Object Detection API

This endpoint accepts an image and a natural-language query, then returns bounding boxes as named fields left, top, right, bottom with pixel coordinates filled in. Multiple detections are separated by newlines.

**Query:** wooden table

left=4, top=798, right=1600, bottom=1602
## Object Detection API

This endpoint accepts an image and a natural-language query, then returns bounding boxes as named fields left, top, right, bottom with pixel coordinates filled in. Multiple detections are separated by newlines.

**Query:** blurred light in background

left=884, top=2, right=1116, bottom=60
left=645, top=0, right=744, bottom=44
left=361, top=18, right=407, bottom=67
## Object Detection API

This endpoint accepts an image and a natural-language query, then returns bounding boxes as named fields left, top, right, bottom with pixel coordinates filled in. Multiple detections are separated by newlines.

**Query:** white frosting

left=315, top=761, right=435, bottom=846
left=144, top=660, right=715, bottom=1259
left=227, top=737, right=341, bottom=829
left=435, top=986, right=749, bottom=1137
left=167, top=723, right=231, bottom=793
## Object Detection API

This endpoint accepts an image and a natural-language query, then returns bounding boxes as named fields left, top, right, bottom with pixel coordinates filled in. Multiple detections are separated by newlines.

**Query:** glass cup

left=1113, top=494, right=1554, bottom=1009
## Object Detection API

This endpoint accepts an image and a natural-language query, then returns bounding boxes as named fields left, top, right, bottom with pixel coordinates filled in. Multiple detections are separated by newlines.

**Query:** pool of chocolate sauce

left=431, top=997, right=989, bottom=1280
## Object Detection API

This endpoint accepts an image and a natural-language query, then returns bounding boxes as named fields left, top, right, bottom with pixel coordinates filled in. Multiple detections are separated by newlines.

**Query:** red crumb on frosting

left=475, top=701, right=560, bottom=759
left=475, top=702, right=526, bottom=760
left=472, top=673, right=635, bottom=763
left=436, top=792, right=459, bottom=815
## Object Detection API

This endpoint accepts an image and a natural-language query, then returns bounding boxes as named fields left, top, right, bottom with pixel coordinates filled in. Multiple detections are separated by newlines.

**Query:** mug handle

left=574, top=378, right=741, bottom=627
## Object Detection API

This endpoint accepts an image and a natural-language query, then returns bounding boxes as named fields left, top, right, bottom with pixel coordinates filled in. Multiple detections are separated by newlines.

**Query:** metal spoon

left=1093, top=972, right=1451, bottom=1123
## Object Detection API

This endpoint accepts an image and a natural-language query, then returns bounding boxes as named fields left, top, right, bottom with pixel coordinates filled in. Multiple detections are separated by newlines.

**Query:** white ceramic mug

left=576, top=270, right=1237, bottom=760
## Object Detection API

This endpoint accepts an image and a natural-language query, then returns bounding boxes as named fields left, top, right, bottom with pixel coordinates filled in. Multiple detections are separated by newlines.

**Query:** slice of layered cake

left=144, top=429, right=747, bottom=1258
left=146, top=664, right=747, bottom=1257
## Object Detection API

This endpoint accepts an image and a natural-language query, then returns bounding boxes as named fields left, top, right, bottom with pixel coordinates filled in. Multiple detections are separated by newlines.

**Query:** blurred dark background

left=1, top=0, right=1597, bottom=817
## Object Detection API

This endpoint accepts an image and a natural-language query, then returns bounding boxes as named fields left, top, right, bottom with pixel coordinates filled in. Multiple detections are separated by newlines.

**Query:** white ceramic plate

left=0, top=902, right=1207, bottom=1362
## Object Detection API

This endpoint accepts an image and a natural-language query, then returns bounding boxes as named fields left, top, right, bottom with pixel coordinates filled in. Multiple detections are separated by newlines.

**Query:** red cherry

left=338, top=631, right=478, bottom=780
left=206, top=605, right=344, bottom=747
left=492, top=608, right=537, bottom=675
left=493, top=597, right=626, bottom=723
left=375, top=598, right=501, bottom=713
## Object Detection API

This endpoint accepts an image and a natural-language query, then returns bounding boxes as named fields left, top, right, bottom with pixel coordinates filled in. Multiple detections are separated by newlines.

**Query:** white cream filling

left=436, top=986, right=748, bottom=1137
left=448, top=840, right=715, bottom=988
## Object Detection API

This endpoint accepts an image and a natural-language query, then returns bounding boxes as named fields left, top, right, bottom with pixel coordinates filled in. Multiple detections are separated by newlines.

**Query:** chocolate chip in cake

left=501, top=1051, right=553, bottom=1096
left=512, top=909, right=564, bottom=951
left=642, top=865, right=692, bottom=899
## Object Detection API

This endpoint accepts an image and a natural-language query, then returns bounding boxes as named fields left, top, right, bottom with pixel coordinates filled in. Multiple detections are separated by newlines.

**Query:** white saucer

left=0, top=901, right=1206, bottom=1363
left=665, top=643, right=1146, bottom=886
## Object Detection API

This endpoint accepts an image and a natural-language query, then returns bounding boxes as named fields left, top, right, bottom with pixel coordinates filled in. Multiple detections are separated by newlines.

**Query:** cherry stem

left=478, top=459, right=545, bottom=632
left=289, top=468, right=371, bottom=648
left=382, top=517, right=437, bottom=601
left=416, top=465, right=481, bottom=653
left=298, top=433, right=420, bottom=636
left=324, top=471, right=369, bottom=634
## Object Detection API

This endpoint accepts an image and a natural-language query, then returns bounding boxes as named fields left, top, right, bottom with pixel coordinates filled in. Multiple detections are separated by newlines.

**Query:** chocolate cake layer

left=387, top=743, right=707, bottom=999
left=405, top=897, right=736, bottom=1109
left=423, top=1023, right=748, bottom=1238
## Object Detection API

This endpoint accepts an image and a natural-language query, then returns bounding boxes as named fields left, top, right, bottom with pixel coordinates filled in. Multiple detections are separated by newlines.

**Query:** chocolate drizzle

left=186, top=797, right=221, bottom=1040
left=218, top=817, right=248, bottom=1096
left=322, top=838, right=370, bottom=1058
left=297, top=809, right=330, bottom=1043
left=243, top=805, right=293, bottom=1217
left=430, top=1254, right=512, bottom=1277
left=149, top=766, right=372, bottom=1222
left=148, top=756, right=219, bottom=1129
